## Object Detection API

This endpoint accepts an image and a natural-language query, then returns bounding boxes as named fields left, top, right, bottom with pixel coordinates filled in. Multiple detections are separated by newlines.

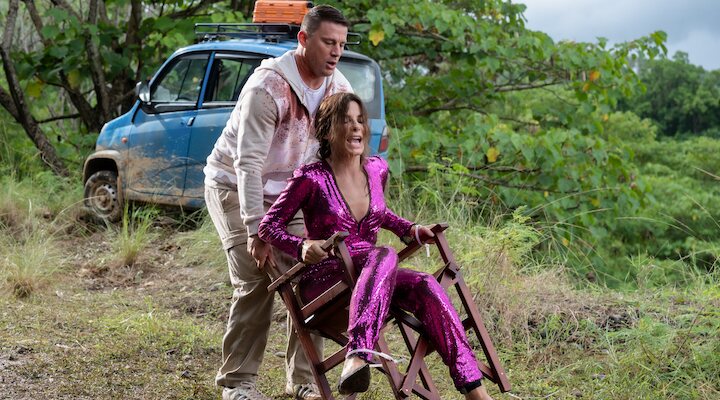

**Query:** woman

left=258, top=93, right=494, bottom=400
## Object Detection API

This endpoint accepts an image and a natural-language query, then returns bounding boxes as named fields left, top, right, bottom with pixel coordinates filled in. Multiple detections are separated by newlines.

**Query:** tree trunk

left=117, top=0, right=144, bottom=113
left=85, top=0, right=112, bottom=123
left=1, top=0, right=69, bottom=176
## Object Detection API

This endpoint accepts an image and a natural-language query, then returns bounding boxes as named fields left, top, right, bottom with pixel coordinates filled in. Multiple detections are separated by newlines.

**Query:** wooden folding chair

left=266, top=224, right=511, bottom=399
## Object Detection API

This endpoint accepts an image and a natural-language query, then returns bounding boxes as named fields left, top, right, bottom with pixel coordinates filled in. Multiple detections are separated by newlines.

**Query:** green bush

left=615, top=136, right=720, bottom=274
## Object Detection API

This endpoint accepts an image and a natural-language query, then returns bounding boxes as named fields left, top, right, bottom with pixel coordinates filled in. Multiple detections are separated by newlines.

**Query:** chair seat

left=301, top=280, right=351, bottom=321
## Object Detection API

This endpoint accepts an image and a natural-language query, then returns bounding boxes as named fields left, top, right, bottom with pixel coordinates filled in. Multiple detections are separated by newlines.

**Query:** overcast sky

left=520, top=0, right=720, bottom=70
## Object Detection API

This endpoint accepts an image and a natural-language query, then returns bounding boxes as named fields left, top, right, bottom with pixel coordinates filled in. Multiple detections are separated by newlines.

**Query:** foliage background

left=1, top=1, right=720, bottom=398
left=1, top=0, right=719, bottom=285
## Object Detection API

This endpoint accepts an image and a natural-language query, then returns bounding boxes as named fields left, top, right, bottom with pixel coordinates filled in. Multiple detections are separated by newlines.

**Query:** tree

left=0, top=0, right=250, bottom=176
left=1, top=0, right=68, bottom=176
left=623, top=52, right=720, bottom=136
left=334, top=0, right=666, bottom=244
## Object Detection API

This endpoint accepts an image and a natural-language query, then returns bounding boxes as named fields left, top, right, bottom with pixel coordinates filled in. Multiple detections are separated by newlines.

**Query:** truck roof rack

left=194, top=23, right=361, bottom=46
left=195, top=23, right=298, bottom=42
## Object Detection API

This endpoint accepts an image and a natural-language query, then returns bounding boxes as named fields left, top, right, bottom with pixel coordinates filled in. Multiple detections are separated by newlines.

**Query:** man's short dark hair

left=301, top=5, right=349, bottom=36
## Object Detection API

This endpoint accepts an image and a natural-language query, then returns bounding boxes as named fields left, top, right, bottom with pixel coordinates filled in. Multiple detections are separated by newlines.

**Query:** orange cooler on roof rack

left=253, top=1, right=313, bottom=25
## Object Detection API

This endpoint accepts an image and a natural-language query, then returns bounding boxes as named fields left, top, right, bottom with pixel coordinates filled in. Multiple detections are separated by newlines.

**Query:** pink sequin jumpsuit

left=259, top=156, right=483, bottom=391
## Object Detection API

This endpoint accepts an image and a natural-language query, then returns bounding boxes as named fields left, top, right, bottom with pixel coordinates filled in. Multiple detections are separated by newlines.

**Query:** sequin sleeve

left=258, top=169, right=312, bottom=259
left=382, top=208, right=415, bottom=239
left=370, top=156, right=415, bottom=238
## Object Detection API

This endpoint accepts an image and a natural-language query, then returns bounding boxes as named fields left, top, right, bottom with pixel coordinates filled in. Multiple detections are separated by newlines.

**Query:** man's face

left=300, top=21, right=348, bottom=78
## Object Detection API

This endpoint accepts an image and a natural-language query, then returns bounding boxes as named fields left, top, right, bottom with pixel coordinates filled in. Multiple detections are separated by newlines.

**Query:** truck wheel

left=84, top=170, right=123, bottom=222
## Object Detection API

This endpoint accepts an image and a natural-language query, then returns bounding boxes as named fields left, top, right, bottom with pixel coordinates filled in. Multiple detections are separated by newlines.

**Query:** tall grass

left=0, top=172, right=83, bottom=233
left=385, top=159, right=720, bottom=398
left=0, top=174, right=31, bottom=230
left=0, top=228, right=65, bottom=298
left=387, top=164, right=492, bottom=227
left=111, top=205, right=158, bottom=267
left=174, top=211, right=226, bottom=271
left=383, top=170, right=594, bottom=348
left=0, top=173, right=81, bottom=298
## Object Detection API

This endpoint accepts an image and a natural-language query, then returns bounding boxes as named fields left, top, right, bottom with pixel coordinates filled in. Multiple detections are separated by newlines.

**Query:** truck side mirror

left=135, top=81, right=151, bottom=103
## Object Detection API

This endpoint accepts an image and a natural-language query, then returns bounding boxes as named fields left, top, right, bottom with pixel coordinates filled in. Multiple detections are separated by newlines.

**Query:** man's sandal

left=286, top=382, right=321, bottom=400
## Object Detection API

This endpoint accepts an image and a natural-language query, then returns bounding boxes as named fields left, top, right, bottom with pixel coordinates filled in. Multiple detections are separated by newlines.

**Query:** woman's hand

left=301, top=239, right=330, bottom=264
left=411, top=224, right=436, bottom=244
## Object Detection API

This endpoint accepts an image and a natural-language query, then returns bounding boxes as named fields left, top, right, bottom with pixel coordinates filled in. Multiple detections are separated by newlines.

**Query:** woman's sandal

left=337, top=363, right=371, bottom=395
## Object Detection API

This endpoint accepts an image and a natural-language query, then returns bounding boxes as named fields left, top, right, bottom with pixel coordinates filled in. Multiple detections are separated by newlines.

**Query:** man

left=203, top=5, right=352, bottom=400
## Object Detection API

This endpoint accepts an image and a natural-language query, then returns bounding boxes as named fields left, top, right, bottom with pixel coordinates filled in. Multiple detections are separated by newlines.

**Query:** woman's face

left=330, top=100, right=368, bottom=159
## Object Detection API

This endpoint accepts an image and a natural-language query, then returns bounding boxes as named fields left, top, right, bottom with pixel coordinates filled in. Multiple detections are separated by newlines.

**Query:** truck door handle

left=184, top=117, right=195, bottom=126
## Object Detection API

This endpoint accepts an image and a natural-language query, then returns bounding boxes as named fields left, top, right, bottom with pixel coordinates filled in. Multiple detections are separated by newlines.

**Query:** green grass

left=0, top=173, right=718, bottom=399
left=3, top=243, right=717, bottom=399
left=175, top=212, right=227, bottom=271
left=0, top=289, right=222, bottom=399
left=532, top=282, right=714, bottom=398
left=0, top=171, right=84, bottom=235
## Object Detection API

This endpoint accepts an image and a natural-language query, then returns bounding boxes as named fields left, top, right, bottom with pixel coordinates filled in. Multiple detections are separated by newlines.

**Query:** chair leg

left=454, top=273, right=511, bottom=392
left=434, top=232, right=512, bottom=393
left=397, top=322, right=441, bottom=400
left=377, top=330, right=441, bottom=400
left=282, top=290, right=337, bottom=399
left=295, top=327, right=337, bottom=399
left=376, top=335, right=407, bottom=400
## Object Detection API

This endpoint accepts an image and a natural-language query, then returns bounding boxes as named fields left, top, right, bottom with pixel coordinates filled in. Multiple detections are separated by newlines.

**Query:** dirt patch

left=467, top=251, right=642, bottom=348
left=0, top=346, right=35, bottom=400
left=0, top=345, right=32, bottom=371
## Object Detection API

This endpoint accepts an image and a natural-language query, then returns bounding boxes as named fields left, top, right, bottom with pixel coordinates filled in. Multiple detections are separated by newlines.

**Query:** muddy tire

left=84, top=170, right=123, bottom=222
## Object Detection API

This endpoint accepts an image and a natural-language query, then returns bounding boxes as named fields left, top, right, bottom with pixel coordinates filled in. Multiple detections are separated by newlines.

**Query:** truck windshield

left=151, top=55, right=209, bottom=102
left=337, top=59, right=380, bottom=120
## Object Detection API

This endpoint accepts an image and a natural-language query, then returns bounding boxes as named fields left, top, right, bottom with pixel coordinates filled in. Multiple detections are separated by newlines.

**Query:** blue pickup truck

left=82, top=23, right=388, bottom=221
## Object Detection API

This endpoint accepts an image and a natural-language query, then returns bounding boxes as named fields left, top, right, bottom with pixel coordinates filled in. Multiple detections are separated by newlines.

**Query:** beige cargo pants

left=205, top=185, right=322, bottom=388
